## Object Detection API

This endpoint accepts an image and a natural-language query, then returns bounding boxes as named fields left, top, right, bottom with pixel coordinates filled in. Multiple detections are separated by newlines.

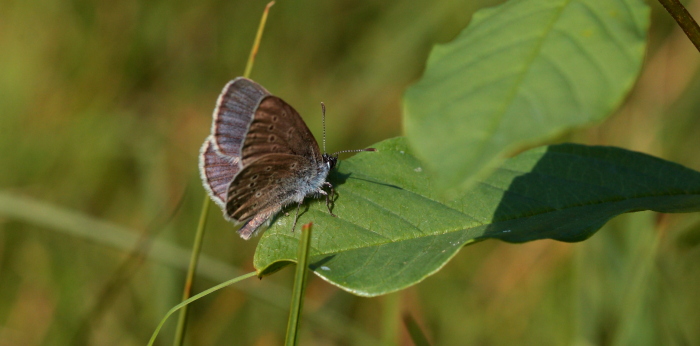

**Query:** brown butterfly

left=199, top=78, right=374, bottom=239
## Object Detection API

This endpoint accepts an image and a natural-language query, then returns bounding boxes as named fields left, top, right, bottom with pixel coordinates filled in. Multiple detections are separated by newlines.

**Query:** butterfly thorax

left=292, top=159, right=331, bottom=203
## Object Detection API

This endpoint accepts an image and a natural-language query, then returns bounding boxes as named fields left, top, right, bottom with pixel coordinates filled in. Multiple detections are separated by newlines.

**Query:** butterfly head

left=322, top=153, right=338, bottom=170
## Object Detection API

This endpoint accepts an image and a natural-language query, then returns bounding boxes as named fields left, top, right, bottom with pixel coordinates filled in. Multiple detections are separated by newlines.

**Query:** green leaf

left=254, top=137, right=700, bottom=296
left=403, top=0, right=650, bottom=196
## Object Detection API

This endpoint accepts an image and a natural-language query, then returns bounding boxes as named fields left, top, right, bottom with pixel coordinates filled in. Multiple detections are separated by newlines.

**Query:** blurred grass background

left=1, top=0, right=700, bottom=345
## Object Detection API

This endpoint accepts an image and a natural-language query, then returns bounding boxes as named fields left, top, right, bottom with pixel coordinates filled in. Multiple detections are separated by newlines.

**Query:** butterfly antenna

left=321, top=102, right=327, bottom=153
left=332, top=148, right=376, bottom=156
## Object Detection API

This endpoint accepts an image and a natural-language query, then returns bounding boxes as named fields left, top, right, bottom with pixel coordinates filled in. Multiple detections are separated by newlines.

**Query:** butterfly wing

left=226, top=154, right=318, bottom=239
left=198, top=136, right=238, bottom=210
left=240, top=96, right=323, bottom=167
left=211, top=77, right=270, bottom=159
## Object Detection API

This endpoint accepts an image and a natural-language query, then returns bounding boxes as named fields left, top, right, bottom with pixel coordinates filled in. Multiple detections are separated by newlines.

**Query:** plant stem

left=285, top=223, right=314, bottom=346
left=244, top=1, right=275, bottom=79
left=171, top=2, right=275, bottom=344
left=403, top=314, right=431, bottom=346
left=657, top=0, right=700, bottom=52
left=381, top=293, right=400, bottom=346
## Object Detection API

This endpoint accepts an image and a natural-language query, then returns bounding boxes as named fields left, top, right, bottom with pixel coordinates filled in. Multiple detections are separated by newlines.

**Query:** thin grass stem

left=381, top=293, right=400, bottom=346
left=171, top=2, right=275, bottom=344
left=285, top=223, right=313, bottom=346
left=403, top=314, right=431, bottom=346
left=244, top=1, right=275, bottom=79
left=172, top=196, right=209, bottom=346
left=149, top=271, right=257, bottom=346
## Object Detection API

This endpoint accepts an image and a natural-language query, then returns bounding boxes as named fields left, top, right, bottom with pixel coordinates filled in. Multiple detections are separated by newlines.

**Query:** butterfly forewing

left=241, top=96, right=322, bottom=167
left=212, top=78, right=270, bottom=158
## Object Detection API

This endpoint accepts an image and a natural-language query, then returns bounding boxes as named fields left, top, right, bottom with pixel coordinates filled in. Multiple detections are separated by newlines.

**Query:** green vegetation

left=2, top=0, right=700, bottom=345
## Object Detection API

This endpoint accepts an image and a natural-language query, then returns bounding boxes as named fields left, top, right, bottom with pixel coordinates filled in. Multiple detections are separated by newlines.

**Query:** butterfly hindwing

left=226, top=154, right=315, bottom=224
left=199, top=136, right=239, bottom=210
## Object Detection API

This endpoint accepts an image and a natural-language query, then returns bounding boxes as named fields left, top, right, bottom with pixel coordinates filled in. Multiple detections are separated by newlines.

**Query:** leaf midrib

left=264, top=186, right=700, bottom=261
left=468, top=0, right=573, bottom=177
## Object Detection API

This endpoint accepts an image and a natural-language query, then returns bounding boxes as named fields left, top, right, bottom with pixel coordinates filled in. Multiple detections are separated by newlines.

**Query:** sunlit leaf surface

left=404, top=0, right=650, bottom=196
left=254, top=137, right=700, bottom=296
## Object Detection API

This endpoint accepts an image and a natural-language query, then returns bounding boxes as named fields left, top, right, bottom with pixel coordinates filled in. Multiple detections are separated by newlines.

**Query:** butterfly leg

left=291, top=202, right=302, bottom=232
left=322, top=182, right=337, bottom=217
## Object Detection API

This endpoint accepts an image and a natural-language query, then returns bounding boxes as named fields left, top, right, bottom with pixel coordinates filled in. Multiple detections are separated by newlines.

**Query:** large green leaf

left=254, top=137, right=700, bottom=296
left=403, top=0, right=650, bottom=196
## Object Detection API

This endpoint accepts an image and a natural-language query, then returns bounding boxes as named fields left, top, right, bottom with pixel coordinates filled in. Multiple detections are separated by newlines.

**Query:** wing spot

left=268, top=124, right=275, bottom=131
left=251, top=174, right=259, bottom=180
left=265, top=166, right=272, bottom=171
left=268, top=135, right=276, bottom=142
left=255, top=192, right=262, bottom=197
left=272, top=115, right=278, bottom=122
left=249, top=182, right=256, bottom=188
left=290, top=163, right=297, bottom=169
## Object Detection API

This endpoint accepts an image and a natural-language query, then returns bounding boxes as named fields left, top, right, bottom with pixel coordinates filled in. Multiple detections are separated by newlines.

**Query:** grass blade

left=285, top=223, right=313, bottom=346
left=148, top=271, right=257, bottom=346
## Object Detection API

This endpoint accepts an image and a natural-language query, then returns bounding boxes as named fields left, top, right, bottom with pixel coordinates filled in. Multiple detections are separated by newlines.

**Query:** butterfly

left=199, top=77, right=374, bottom=239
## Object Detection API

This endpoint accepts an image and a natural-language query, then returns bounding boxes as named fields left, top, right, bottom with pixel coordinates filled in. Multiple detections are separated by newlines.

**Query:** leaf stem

left=285, top=223, right=313, bottom=346
left=657, top=0, right=700, bottom=52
